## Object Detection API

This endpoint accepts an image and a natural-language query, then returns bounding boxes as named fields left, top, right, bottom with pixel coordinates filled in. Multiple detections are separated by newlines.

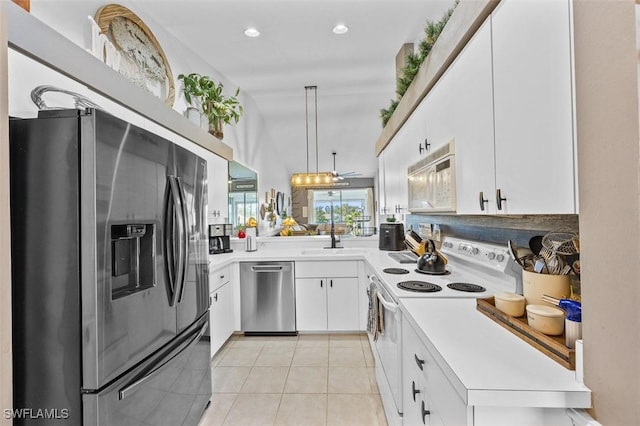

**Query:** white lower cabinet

left=401, top=313, right=578, bottom=426
left=402, top=319, right=468, bottom=426
left=295, top=261, right=359, bottom=331
left=209, top=265, right=234, bottom=357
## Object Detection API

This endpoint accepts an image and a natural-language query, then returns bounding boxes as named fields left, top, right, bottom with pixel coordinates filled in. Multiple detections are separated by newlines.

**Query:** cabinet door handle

left=479, top=191, right=488, bottom=211
left=412, top=381, right=420, bottom=402
left=320, top=280, right=323, bottom=288
left=219, top=274, right=225, bottom=280
left=330, top=279, right=333, bottom=288
left=214, top=293, right=218, bottom=302
left=421, top=400, right=431, bottom=424
left=414, top=354, right=425, bottom=370
left=419, top=138, right=430, bottom=154
left=496, top=188, right=507, bottom=211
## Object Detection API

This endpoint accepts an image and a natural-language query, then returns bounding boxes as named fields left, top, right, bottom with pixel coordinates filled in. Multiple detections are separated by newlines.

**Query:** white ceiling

left=130, top=0, right=455, bottom=178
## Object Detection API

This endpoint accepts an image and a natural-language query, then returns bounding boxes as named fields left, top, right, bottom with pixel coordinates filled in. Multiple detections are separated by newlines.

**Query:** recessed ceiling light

left=244, top=27, right=260, bottom=37
left=332, top=24, right=349, bottom=35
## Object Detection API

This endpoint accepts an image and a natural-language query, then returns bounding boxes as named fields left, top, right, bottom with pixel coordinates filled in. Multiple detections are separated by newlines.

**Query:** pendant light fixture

left=291, top=86, right=334, bottom=187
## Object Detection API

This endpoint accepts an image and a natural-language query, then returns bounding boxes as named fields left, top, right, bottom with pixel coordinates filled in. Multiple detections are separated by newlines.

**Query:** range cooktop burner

left=447, top=283, right=486, bottom=293
left=414, top=269, right=451, bottom=276
left=397, top=281, right=442, bottom=293
left=383, top=268, right=410, bottom=275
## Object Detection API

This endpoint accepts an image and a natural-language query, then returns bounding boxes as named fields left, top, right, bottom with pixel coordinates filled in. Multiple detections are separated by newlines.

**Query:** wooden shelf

left=477, top=297, right=576, bottom=370
left=6, top=2, right=232, bottom=161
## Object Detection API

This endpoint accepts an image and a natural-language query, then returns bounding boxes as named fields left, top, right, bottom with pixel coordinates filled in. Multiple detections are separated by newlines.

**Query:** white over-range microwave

left=407, top=139, right=456, bottom=213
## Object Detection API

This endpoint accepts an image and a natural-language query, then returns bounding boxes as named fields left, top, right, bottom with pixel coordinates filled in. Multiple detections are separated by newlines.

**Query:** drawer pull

left=219, top=274, right=225, bottom=280
left=412, top=381, right=420, bottom=402
left=421, top=400, right=431, bottom=424
left=414, top=354, right=425, bottom=370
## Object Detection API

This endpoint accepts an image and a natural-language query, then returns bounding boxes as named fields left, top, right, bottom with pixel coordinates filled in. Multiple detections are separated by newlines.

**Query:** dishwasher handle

left=251, top=265, right=283, bottom=272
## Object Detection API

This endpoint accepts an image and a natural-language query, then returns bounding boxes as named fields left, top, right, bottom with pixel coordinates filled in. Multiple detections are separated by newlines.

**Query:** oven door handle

left=376, top=291, right=397, bottom=313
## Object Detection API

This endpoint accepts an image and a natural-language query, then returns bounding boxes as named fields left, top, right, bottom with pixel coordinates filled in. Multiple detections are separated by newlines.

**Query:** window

left=308, top=188, right=374, bottom=235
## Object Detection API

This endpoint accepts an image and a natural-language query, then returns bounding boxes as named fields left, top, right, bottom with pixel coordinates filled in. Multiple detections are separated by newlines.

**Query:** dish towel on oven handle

left=366, top=282, right=384, bottom=341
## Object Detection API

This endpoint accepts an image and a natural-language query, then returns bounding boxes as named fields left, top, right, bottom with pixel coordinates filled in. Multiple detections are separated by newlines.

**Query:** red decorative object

left=238, top=230, right=246, bottom=239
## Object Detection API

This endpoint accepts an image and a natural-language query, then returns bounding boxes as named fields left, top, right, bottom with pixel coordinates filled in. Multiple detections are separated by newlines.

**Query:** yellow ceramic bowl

left=494, top=292, right=526, bottom=317
left=526, top=304, right=565, bottom=336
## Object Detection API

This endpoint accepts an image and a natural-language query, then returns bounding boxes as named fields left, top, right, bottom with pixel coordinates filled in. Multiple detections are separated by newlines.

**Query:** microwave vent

left=408, top=139, right=455, bottom=175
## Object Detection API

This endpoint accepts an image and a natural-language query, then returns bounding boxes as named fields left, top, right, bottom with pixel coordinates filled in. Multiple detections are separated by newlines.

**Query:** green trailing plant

left=380, top=1, right=458, bottom=127
left=178, top=72, right=243, bottom=138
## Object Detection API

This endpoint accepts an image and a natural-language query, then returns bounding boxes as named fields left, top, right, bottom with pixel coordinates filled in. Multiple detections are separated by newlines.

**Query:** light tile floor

left=199, top=333, right=388, bottom=426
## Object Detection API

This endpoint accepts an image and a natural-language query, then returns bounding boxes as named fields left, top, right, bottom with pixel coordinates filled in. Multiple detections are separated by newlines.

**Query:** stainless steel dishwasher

left=240, top=262, right=297, bottom=335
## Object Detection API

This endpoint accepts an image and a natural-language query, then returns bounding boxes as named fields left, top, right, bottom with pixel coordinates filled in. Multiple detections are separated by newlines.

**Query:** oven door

left=369, top=276, right=403, bottom=424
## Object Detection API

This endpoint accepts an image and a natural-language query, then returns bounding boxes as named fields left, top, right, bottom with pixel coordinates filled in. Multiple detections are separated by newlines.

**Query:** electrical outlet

left=433, top=224, right=441, bottom=242
left=418, top=223, right=432, bottom=239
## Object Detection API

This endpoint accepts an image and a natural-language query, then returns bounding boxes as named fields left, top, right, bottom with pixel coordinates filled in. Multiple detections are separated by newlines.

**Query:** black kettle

left=417, top=240, right=447, bottom=274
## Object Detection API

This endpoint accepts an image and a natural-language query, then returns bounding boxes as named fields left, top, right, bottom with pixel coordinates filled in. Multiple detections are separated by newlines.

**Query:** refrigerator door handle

left=175, top=177, right=190, bottom=304
left=164, top=176, right=188, bottom=307
left=117, top=314, right=208, bottom=400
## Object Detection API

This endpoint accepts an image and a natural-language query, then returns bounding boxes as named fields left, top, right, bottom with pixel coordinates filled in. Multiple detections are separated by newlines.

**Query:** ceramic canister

left=522, top=269, right=571, bottom=306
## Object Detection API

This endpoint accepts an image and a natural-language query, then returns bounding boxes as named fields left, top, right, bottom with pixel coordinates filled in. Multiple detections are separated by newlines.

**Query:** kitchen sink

left=300, top=248, right=367, bottom=256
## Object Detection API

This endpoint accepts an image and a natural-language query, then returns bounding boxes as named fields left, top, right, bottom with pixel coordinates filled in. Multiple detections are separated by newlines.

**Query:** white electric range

left=368, top=236, right=521, bottom=426
left=376, top=236, right=520, bottom=300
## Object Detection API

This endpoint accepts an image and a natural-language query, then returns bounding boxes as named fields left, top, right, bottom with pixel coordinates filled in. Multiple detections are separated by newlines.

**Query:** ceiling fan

left=331, top=151, right=361, bottom=181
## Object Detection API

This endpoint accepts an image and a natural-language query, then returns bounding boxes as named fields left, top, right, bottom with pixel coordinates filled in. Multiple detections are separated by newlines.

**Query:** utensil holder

left=522, top=270, right=571, bottom=306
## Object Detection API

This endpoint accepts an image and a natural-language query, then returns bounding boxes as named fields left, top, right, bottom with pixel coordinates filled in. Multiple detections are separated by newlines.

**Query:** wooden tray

left=477, top=297, right=575, bottom=370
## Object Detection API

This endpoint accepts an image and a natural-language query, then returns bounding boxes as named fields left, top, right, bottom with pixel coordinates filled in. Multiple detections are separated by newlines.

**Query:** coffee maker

left=209, top=224, right=233, bottom=254
left=378, top=223, right=405, bottom=251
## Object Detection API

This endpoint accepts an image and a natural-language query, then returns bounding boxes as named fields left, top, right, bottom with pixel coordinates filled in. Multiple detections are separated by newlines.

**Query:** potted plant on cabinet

left=177, top=72, right=243, bottom=139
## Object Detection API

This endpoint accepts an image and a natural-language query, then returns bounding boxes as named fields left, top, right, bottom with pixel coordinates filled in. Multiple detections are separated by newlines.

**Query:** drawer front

left=403, top=319, right=432, bottom=378
left=209, top=264, right=231, bottom=292
left=295, top=261, right=358, bottom=278
left=403, top=320, right=468, bottom=426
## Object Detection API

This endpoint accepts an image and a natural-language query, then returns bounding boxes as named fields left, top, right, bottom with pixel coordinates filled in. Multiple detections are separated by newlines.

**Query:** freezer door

left=173, top=145, right=210, bottom=333
left=85, top=110, right=180, bottom=390
left=83, top=313, right=211, bottom=426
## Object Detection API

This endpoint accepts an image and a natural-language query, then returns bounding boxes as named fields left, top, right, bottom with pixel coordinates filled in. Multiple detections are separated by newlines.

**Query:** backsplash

left=404, top=214, right=579, bottom=248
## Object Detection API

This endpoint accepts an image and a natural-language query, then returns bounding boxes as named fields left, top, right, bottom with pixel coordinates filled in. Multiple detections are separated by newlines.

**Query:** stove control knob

left=487, top=252, right=496, bottom=260
left=496, top=254, right=505, bottom=262
left=471, top=247, right=480, bottom=255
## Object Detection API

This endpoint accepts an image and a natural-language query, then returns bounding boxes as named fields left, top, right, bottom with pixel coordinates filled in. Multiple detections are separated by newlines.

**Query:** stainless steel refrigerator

left=9, top=108, right=211, bottom=425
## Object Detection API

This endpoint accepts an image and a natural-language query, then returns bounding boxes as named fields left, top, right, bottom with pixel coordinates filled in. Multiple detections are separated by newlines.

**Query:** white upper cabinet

left=378, top=152, right=387, bottom=214
left=207, top=154, right=229, bottom=223
left=383, top=124, right=412, bottom=215
left=491, top=0, right=576, bottom=214
left=452, top=19, right=497, bottom=214
left=421, top=69, right=454, bottom=155
left=379, top=0, right=577, bottom=216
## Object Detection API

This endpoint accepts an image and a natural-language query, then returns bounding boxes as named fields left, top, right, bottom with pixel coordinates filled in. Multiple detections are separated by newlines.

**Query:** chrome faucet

left=330, top=221, right=340, bottom=248
left=327, top=191, right=341, bottom=249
